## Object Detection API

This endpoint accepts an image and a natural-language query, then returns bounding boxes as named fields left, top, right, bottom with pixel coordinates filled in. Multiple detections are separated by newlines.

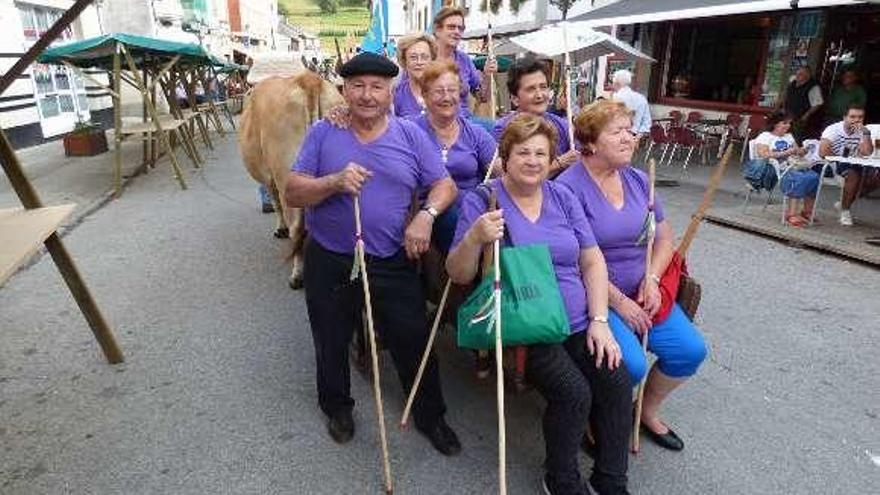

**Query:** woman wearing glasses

left=393, top=33, right=437, bottom=118
left=431, top=6, right=496, bottom=119
left=413, top=60, right=496, bottom=252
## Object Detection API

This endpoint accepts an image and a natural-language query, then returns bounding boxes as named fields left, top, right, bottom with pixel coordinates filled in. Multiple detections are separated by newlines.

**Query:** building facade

left=0, top=0, right=113, bottom=149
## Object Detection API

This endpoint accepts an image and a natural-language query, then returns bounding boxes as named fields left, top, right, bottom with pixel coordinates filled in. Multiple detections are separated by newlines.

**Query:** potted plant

left=62, top=120, right=108, bottom=157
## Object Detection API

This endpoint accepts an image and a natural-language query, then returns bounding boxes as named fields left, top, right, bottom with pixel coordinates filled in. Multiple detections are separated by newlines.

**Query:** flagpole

left=487, top=16, right=497, bottom=121
left=561, top=20, right=575, bottom=150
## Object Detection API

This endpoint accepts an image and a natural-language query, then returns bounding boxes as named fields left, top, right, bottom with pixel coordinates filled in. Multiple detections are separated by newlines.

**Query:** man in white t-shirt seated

left=819, top=104, right=876, bottom=226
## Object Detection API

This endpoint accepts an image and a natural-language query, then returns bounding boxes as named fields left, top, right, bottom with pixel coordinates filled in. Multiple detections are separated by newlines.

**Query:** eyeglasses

left=442, top=23, right=465, bottom=32
left=407, top=54, right=432, bottom=63
left=428, top=87, right=460, bottom=98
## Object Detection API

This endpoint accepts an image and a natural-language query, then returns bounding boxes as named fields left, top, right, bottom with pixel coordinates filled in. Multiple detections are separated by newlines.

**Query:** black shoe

left=642, top=423, right=684, bottom=451
left=327, top=410, right=354, bottom=444
left=418, top=418, right=461, bottom=456
left=589, top=477, right=630, bottom=495
left=543, top=472, right=590, bottom=495
left=261, top=203, right=274, bottom=214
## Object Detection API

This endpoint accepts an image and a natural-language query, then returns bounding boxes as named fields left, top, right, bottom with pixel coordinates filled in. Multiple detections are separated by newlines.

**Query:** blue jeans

left=258, top=185, right=272, bottom=205
left=609, top=303, right=707, bottom=384
left=432, top=203, right=459, bottom=253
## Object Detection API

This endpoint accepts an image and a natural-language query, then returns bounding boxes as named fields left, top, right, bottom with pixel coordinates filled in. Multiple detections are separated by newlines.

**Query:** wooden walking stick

left=492, top=213, right=507, bottom=495
left=632, top=158, right=657, bottom=454
left=400, top=154, right=498, bottom=428
left=353, top=196, right=394, bottom=494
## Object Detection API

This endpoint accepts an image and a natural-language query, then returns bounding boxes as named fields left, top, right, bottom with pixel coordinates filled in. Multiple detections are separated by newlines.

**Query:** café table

left=811, top=154, right=880, bottom=225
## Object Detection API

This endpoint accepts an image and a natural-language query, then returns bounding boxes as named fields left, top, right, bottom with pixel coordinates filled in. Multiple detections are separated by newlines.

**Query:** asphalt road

left=1, top=134, right=878, bottom=494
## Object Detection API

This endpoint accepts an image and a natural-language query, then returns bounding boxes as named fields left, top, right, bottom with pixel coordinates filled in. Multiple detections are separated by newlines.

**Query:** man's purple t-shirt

left=492, top=111, right=572, bottom=156
left=293, top=118, right=449, bottom=257
left=453, top=49, right=482, bottom=117
left=393, top=75, right=425, bottom=118
left=412, top=114, right=496, bottom=196
left=452, top=179, right=597, bottom=333
left=556, top=162, right=666, bottom=298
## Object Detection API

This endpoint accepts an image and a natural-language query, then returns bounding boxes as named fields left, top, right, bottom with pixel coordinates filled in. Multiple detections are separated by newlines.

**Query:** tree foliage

left=318, top=0, right=339, bottom=14
left=550, top=0, right=578, bottom=20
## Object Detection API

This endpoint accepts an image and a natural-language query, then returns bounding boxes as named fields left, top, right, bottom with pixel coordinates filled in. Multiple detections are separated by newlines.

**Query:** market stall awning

left=503, top=23, right=654, bottom=62
left=569, top=0, right=865, bottom=26
left=37, top=32, right=209, bottom=69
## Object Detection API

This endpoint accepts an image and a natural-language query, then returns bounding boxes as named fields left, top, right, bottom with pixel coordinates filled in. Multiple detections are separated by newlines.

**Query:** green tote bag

left=457, top=243, right=571, bottom=349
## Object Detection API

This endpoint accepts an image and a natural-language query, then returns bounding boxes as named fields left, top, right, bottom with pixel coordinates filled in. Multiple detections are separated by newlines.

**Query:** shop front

left=573, top=0, right=879, bottom=126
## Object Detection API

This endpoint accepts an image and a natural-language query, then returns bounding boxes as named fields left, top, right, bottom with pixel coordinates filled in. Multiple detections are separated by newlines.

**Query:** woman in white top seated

left=753, top=111, right=818, bottom=227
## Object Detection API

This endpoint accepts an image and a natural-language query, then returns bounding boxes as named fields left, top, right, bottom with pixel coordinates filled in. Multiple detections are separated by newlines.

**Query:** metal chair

left=644, top=123, right=673, bottom=164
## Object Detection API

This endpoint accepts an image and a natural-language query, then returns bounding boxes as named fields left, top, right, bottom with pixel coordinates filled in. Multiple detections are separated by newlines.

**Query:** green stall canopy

left=38, top=33, right=210, bottom=70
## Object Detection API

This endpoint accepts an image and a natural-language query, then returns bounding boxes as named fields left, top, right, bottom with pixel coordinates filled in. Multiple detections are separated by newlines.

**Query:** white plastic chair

left=810, top=137, right=847, bottom=225
left=741, top=139, right=794, bottom=224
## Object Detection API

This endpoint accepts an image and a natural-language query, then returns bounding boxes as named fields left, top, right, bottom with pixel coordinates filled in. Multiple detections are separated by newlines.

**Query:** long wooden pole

left=493, top=228, right=506, bottom=495
left=631, top=158, right=656, bottom=453
left=354, top=196, right=394, bottom=495
left=112, top=43, right=123, bottom=195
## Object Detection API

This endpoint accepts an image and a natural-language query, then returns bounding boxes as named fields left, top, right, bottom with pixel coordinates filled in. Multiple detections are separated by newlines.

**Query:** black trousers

left=526, top=332, right=632, bottom=495
left=303, top=240, right=447, bottom=431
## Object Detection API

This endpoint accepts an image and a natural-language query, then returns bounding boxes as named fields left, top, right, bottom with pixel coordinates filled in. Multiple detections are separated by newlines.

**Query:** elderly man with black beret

left=286, top=52, right=460, bottom=455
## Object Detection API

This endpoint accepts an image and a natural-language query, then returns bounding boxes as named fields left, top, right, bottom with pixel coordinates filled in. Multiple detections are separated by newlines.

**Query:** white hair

left=612, top=69, right=633, bottom=86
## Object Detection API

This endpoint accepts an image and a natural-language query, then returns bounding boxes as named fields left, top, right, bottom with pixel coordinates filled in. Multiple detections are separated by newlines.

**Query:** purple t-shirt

left=492, top=111, right=572, bottom=157
left=393, top=75, right=425, bottom=119
left=556, top=162, right=666, bottom=298
left=452, top=179, right=597, bottom=333
left=453, top=49, right=482, bottom=117
left=412, top=114, right=496, bottom=196
left=293, top=118, right=449, bottom=257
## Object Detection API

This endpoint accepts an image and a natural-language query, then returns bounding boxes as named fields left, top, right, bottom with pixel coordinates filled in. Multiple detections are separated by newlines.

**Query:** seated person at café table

left=819, top=104, right=877, bottom=226
left=753, top=112, right=818, bottom=227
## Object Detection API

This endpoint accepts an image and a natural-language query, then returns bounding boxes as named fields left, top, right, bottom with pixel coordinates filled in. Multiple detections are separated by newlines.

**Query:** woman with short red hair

left=557, top=100, right=707, bottom=453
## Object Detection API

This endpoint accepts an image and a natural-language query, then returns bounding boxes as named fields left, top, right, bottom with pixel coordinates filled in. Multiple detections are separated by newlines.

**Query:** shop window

left=664, top=17, right=768, bottom=106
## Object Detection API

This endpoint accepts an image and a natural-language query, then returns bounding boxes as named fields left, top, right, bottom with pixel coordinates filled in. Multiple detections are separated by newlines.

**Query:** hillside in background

left=279, top=0, right=371, bottom=56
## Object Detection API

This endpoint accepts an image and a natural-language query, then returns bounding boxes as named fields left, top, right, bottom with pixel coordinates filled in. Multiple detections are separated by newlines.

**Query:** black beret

left=340, top=52, right=399, bottom=78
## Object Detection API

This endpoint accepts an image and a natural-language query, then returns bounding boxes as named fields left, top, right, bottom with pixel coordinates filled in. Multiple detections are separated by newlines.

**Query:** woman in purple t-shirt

left=556, top=100, right=707, bottom=453
left=447, top=114, right=632, bottom=495
left=413, top=60, right=497, bottom=252
left=392, top=33, right=436, bottom=119
left=491, top=57, right=581, bottom=174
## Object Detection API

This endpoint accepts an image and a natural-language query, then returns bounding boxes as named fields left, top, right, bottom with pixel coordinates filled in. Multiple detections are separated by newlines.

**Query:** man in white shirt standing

left=611, top=69, right=652, bottom=140
left=819, top=104, right=876, bottom=226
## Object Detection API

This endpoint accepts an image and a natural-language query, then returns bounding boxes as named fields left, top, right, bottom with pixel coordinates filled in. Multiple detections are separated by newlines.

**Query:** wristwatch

left=590, top=315, right=609, bottom=324
left=421, top=205, right=439, bottom=219
left=649, top=273, right=661, bottom=284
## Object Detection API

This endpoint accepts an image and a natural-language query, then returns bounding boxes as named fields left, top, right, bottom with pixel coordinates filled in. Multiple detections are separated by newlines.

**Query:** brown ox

left=239, top=71, right=343, bottom=288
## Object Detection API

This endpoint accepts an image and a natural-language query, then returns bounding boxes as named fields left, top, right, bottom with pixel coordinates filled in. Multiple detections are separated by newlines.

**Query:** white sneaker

left=839, top=210, right=853, bottom=226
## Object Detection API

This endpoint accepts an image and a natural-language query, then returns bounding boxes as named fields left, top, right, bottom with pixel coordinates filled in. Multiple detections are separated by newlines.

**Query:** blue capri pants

left=609, top=303, right=707, bottom=384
